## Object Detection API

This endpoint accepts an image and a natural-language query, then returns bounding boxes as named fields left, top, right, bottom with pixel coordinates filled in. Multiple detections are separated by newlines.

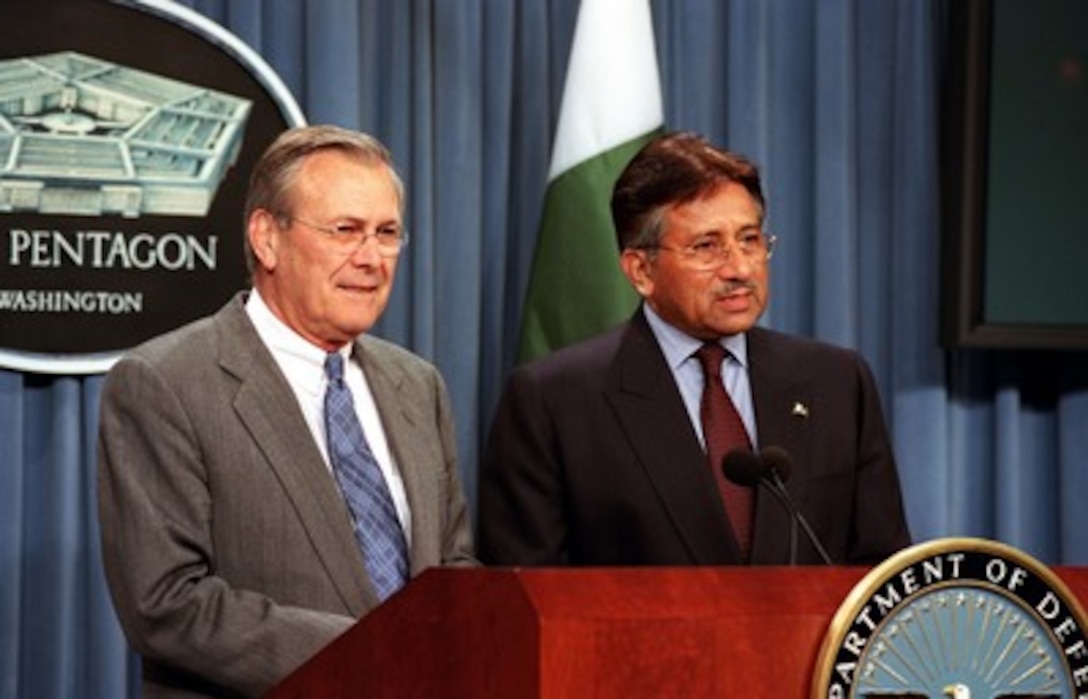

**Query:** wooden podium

left=266, top=566, right=1088, bottom=698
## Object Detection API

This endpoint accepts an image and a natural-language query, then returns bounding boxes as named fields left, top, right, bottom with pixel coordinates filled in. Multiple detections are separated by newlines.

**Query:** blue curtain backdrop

left=2, top=1, right=1087, bottom=697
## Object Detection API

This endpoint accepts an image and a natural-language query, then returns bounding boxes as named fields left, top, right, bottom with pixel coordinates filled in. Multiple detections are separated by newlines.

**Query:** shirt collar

left=642, top=303, right=749, bottom=369
left=246, top=289, right=351, bottom=396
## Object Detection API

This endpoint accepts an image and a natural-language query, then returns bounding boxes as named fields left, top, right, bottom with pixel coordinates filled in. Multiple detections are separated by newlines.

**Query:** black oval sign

left=0, top=0, right=304, bottom=373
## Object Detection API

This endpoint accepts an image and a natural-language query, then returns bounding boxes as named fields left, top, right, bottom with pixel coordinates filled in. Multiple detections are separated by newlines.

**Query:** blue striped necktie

left=323, top=352, right=408, bottom=600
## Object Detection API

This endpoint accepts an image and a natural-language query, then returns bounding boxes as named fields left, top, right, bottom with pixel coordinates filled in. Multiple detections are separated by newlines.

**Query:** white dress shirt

left=245, top=289, right=412, bottom=543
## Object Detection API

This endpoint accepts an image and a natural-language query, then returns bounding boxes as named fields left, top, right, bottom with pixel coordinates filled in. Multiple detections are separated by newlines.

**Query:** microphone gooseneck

left=756, top=447, right=833, bottom=566
left=720, top=447, right=834, bottom=566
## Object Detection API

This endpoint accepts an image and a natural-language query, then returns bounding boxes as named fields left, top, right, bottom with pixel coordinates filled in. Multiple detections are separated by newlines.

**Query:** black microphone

left=760, top=445, right=792, bottom=484
left=722, top=448, right=800, bottom=563
left=720, top=449, right=764, bottom=487
left=721, top=447, right=833, bottom=565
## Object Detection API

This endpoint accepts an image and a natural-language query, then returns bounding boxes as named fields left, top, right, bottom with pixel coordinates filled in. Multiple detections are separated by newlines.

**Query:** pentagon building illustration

left=0, top=51, right=252, bottom=218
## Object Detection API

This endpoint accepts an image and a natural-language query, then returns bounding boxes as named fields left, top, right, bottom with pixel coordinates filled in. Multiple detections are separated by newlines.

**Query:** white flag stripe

left=547, top=0, right=664, bottom=180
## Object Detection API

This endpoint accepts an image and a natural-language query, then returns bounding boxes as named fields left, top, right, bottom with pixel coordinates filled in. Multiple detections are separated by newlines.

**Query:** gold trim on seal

left=812, top=537, right=1088, bottom=699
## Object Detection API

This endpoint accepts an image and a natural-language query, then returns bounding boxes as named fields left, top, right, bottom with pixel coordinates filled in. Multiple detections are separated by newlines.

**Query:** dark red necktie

left=696, top=342, right=755, bottom=560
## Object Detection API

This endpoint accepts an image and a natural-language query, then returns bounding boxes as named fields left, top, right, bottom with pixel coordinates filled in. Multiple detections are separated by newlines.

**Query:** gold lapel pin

left=791, top=401, right=809, bottom=419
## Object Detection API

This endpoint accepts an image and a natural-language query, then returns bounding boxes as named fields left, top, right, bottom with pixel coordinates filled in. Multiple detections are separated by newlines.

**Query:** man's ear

left=620, top=248, right=653, bottom=297
left=248, top=210, right=279, bottom=271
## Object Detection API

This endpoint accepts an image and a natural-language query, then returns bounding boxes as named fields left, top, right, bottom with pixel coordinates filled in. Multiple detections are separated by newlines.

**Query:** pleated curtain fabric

left=695, top=342, right=755, bottom=560
left=324, top=352, right=408, bottom=600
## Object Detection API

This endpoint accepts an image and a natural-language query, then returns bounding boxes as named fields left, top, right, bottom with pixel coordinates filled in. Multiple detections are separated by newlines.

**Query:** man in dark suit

left=97, top=125, right=475, bottom=698
left=478, top=131, right=909, bottom=567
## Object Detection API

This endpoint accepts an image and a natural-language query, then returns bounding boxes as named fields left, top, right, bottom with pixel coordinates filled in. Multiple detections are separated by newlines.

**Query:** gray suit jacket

left=97, top=292, right=475, bottom=698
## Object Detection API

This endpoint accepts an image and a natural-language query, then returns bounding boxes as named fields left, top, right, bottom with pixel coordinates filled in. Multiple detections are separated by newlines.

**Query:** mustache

left=715, top=280, right=758, bottom=296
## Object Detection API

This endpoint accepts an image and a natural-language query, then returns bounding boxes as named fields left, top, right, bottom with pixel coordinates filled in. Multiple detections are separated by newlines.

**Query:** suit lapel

left=605, top=311, right=740, bottom=564
left=215, top=297, right=374, bottom=614
left=747, top=327, right=815, bottom=563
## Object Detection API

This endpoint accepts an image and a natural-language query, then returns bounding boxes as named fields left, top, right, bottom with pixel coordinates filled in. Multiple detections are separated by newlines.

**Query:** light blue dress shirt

left=642, top=304, right=759, bottom=450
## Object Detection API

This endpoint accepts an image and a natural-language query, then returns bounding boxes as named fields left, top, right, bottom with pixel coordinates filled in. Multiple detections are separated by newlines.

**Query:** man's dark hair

left=611, top=131, right=765, bottom=250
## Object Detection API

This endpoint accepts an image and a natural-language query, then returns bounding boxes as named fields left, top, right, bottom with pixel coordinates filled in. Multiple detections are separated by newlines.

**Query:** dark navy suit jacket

left=478, top=307, right=910, bottom=566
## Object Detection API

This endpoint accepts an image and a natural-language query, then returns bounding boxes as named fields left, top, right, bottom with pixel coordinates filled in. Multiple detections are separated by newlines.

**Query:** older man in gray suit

left=97, top=125, right=476, bottom=698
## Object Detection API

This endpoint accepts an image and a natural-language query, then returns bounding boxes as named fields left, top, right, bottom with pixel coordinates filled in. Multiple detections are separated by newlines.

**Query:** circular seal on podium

left=813, top=537, right=1088, bottom=699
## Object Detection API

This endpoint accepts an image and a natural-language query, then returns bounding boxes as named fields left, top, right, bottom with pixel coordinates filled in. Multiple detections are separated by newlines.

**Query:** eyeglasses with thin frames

left=280, top=215, right=409, bottom=257
left=641, top=231, right=776, bottom=271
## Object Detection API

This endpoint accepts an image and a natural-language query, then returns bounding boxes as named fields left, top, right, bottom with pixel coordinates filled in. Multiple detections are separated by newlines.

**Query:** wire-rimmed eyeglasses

left=280, top=215, right=409, bottom=257
left=641, top=231, right=776, bottom=271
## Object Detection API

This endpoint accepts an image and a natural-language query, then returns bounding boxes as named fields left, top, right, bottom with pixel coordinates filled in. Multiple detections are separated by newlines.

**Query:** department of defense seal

left=812, top=538, right=1088, bottom=699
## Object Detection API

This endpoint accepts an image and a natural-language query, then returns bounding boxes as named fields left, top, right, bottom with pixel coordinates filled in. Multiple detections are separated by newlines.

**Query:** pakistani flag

left=516, top=0, right=664, bottom=363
